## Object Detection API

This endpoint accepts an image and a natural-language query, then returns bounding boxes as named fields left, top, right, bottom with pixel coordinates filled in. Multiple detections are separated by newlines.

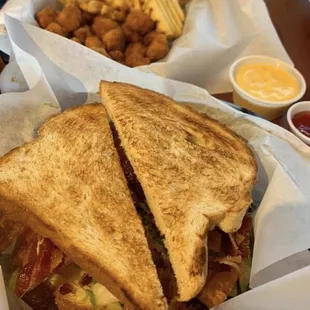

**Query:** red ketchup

left=292, top=111, right=310, bottom=138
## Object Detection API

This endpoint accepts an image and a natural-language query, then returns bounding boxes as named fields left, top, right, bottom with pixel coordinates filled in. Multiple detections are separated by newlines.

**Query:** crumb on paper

left=42, top=103, right=59, bottom=108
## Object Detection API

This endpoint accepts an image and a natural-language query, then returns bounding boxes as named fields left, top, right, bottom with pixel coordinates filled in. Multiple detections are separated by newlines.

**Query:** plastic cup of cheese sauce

left=229, top=56, right=306, bottom=120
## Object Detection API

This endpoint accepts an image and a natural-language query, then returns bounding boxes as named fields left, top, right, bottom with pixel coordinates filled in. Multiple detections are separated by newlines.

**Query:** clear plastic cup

left=229, top=56, right=306, bottom=120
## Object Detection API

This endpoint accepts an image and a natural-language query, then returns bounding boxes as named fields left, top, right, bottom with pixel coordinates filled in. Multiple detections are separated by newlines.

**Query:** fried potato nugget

left=71, top=36, right=82, bottom=43
left=74, top=25, right=93, bottom=43
left=85, top=35, right=103, bottom=48
left=122, top=24, right=142, bottom=43
left=124, top=42, right=150, bottom=67
left=56, top=5, right=82, bottom=32
left=125, top=42, right=147, bottom=56
left=103, top=27, right=126, bottom=51
left=125, top=10, right=154, bottom=35
left=144, top=30, right=166, bottom=45
left=81, top=11, right=95, bottom=25
left=46, top=22, right=68, bottom=37
left=36, top=7, right=56, bottom=29
left=109, top=50, right=125, bottom=63
left=85, top=35, right=110, bottom=57
left=145, top=31, right=169, bottom=61
left=92, top=16, right=119, bottom=37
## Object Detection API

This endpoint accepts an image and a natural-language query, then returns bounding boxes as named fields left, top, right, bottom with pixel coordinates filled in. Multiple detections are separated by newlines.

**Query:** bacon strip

left=198, top=215, right=252, bottom=308
left=13, top=230, right=64, bottom=297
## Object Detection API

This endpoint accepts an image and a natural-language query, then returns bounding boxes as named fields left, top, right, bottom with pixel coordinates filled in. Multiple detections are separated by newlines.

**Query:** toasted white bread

left=100, top=82, right=257, bottom=301
left=0, top=104, right=167, bottom=310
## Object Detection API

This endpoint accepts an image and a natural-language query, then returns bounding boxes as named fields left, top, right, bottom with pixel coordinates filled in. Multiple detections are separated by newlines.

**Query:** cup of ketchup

left=287, top=101, right=310, bottom=146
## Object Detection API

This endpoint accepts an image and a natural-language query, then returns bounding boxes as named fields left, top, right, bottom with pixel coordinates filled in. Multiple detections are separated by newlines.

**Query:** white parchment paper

left=0, top=0, right=292, bottom=93
left=0, top=7, right=309, bottom=310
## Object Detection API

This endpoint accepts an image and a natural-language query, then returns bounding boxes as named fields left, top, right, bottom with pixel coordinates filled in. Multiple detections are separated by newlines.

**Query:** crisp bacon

left=13, top=229, right=64, bottom=297
left=198, top=215, right=252, bottom=308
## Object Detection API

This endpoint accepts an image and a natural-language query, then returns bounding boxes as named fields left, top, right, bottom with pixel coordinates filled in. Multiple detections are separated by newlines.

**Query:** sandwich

left=0, top=82, right=257, bottom=309
left=0, top=103, right=167, bottom=310
left=100, top=81, right=257, bottom=303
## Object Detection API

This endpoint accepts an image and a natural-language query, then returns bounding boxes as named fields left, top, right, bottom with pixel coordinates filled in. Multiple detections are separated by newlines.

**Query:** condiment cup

left=287, top=101, right=310, bottom=146
left=229, top=55, right=306, bottom=120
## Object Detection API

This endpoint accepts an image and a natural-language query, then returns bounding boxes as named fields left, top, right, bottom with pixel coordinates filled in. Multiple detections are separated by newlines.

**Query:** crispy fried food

left=0, top=212, right=25, bottom=251
left=106, top=0, right=141, bottom=11
left=198, top=216, right=253, bottom=308
left=145, top=31, right=169, bottom=61
left=35, top=7, right=56, bottom=29
left=125, top=10, right=154, bottom=35
left=143, top=0, right=185, bottom=39
left=125, top=42, right=147, bottom=57
left=124, top=42, right=150, bottom=67
left=85, top=35, right=109, bottom=57
left=144, top=30, right=166, bottom=45
left=92, top=16, right=119, bottom=37
left=46, top=22, right=68, bottom=37
left=125, top=53, right=150, bottom=67
left=74, top=25, right=93, bottom=43
left=56, top=5, right=82, bottom=32
left=122, top=24, right=142, bottom=42
left=146, top=39, right=168, bottom=61
left=199, top=267, right=239, bottom=308
left=103, top=27, right=126, bottom=51
left=109, top=50, right=125, bottom=63
left=109, top=9, right=128, bottom=23
left=80, top=0, right=105, bottom=14
left=81, top=11, right=95, bottom=25
left=71, top=36, right=82, bottom=43
left=85, top=35, right=103, bottom=48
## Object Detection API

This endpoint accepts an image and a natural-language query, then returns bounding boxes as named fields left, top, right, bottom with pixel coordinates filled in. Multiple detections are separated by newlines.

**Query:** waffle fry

left=142, top=0, right=184, bottom=39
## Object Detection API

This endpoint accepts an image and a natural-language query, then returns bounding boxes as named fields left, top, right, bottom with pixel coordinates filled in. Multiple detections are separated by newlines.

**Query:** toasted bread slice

left=0, top=104, right=167, bottom=310
left=100, top=82, right=257, bottom=301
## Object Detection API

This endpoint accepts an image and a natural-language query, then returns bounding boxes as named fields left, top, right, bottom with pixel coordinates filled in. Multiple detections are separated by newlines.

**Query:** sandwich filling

left=10, top=229, right=123, bottom=310
left=4, top=122, right=252, bottom=310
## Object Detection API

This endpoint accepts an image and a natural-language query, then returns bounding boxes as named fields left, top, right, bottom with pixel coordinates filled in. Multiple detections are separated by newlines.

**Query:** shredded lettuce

left=8, top=269, right=18, bottom=291
left=86, top=289, right=97, bottom=309
left=238, top=256, right=252, bottom=293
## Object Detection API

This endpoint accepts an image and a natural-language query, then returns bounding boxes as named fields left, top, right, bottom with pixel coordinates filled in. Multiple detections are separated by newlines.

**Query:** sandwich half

left=100, top=81, right=257, bottom=301
left=0, top=104, right=167, bottom=310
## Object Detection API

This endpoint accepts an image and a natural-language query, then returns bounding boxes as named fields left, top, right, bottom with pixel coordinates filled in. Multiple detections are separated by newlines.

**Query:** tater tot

left=125, top=53, right=150, bottom=67
left=81, top=11, right=95, bottom=25
left=146, top=38, right=169, bottom=61
left=46, top=22, right=68, bottom=37
left=122, top=24, right=142, bottom=43
left=124, top=42, right=150, bottom=67
left=36, top=7, right=56, bottom=29
left=109, top=50, right=125, bottom=63
left=56, top=5, right=82, bottom=32
left=74, top=26, right=93, bottom=43
left=144, top=31, right=167, bottom=46
left=103, top=28, right=125, bottom=52
left=85, top=35, right=103, bottom=48
left=125, top=42, right=147, bottom=57
left=71, top=37, right=82, bottom=44
left=92, top=16, right=118, bottom=37
left=125, top=10, right=154, bottom=35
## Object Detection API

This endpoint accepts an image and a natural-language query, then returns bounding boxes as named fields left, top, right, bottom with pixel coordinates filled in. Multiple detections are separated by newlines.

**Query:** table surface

left=214, top=0, right=310, bottom=128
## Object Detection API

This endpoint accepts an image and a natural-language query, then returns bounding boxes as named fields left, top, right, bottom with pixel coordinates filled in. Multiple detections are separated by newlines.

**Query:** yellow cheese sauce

left=235, top=63, right=300, bottom=102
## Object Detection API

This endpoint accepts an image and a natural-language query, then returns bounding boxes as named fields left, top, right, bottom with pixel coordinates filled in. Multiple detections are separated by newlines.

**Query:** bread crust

left=0, top=104, right=167, bottom=310
left=100, top=82, right=257, bottom=301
